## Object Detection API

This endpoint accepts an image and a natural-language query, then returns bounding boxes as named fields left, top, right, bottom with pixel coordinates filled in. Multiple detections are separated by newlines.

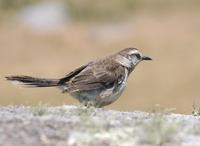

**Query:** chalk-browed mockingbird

left=6, top=48, right=152, bottom=107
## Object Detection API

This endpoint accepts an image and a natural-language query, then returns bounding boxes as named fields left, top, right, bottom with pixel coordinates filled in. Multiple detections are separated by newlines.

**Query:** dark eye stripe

left=135, top=53, right=141, bottom=59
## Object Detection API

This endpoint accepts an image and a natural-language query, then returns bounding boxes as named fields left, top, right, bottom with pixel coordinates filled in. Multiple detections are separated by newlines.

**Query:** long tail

left=5, top=75, right=59, bottom=87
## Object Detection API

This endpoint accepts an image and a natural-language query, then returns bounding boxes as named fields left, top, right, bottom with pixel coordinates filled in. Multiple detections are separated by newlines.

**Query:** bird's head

left=116, top=48, right=152, bottom=71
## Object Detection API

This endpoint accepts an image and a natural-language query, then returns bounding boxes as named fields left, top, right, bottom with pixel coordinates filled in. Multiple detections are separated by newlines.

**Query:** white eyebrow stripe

left=128, top=50, right=139, bottom=55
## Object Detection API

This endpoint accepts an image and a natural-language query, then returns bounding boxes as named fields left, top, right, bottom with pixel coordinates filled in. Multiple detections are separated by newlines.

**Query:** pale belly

left=69, top=69, right=128, bottom=107
left=97, top=83, right=126, bottom=107
left=69, top=84, right=126, bottom=107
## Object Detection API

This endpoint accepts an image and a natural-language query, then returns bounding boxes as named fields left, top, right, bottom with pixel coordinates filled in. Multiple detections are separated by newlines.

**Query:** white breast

left=99, top=68, right=128, bottom=103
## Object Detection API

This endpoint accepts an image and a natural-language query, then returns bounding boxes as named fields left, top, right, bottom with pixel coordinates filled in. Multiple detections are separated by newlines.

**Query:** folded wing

left=67, top=63, right=125, bottom=93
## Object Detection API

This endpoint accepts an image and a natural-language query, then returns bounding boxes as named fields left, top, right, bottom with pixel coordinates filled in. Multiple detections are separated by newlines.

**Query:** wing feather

left=67, top=61, right=125, bottom=92
left=58, top=64, right=88, bottom=85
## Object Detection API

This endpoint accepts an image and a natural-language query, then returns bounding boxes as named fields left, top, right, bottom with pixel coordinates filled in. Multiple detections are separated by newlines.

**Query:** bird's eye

left=134, top=53, right=141, bottom=59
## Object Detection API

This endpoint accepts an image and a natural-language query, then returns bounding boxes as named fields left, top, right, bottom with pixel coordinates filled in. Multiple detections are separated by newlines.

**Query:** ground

left=0, top=105, right=200, bottom=146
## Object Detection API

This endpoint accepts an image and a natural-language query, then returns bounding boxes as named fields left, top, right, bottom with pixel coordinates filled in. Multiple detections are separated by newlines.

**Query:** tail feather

left=5, top=75, right=59, bottom=87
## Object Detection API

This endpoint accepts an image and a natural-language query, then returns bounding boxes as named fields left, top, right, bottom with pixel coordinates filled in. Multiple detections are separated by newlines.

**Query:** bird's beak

left=142, top=56, right=152, bottom=61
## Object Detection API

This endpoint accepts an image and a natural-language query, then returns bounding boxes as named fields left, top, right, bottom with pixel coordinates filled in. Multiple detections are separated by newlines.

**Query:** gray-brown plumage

left=6, top=48, right=152, bottom=107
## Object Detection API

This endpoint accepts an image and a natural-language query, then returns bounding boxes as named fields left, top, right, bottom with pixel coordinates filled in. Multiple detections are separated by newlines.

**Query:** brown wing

left=58, top=64, right=88, bottom=85
left=67, top=60, right=125, bottom=92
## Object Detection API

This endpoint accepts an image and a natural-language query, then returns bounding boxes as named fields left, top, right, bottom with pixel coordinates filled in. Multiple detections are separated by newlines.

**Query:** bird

left=6, top=48, right=152, bottom=107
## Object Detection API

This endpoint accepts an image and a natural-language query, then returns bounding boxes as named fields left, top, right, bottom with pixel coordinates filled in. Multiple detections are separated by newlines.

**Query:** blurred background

left=1, top=0, right=200, bottom=113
